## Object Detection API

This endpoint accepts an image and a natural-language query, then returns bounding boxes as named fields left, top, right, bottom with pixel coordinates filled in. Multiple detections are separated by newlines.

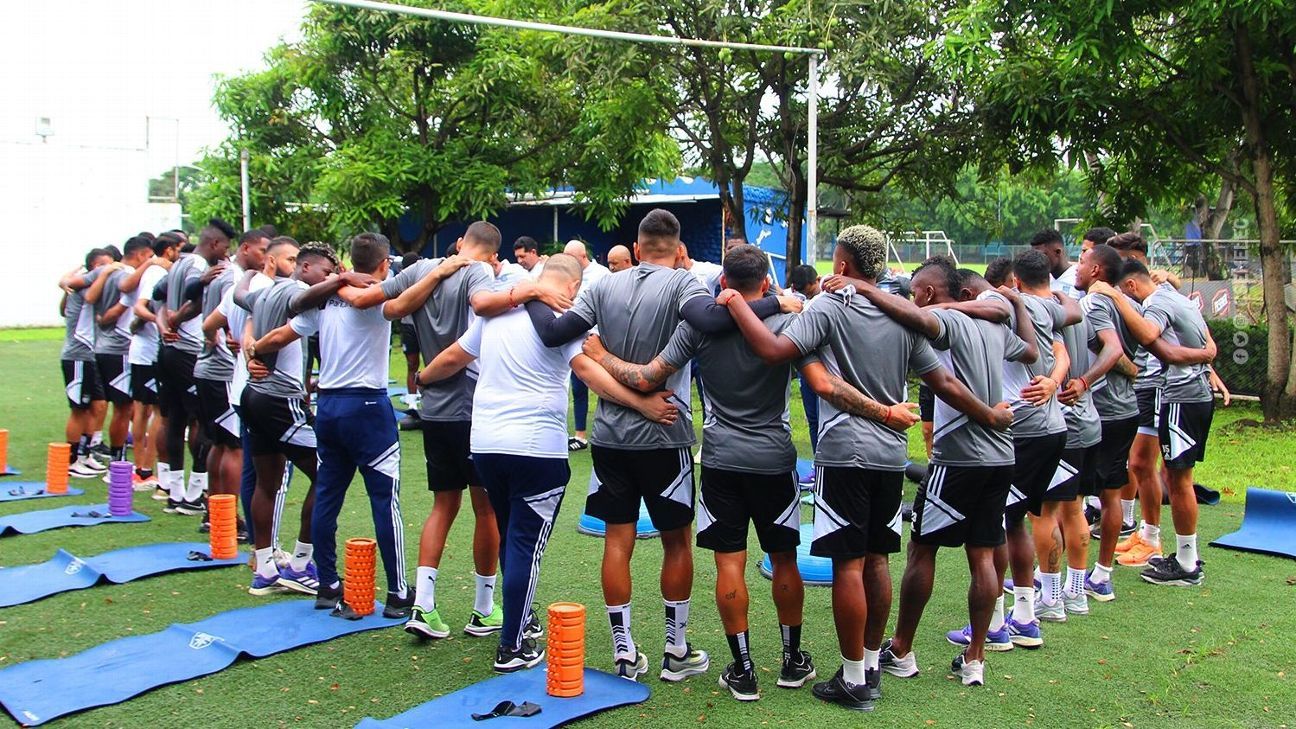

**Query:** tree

left=190, top=0, right=678, bottom=251
left=948, top=0, right=1296, bottom=421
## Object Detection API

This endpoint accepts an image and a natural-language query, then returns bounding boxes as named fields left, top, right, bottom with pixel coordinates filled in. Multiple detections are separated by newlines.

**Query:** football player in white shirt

left=417, top=253, right=679, bottom=672
left=561, top=240, right=610, bottom=450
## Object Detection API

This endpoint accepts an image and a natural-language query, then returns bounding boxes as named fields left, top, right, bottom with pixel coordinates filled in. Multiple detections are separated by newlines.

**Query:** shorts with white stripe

left=312, top=389, right=406, bottom=594
left=240, top=388, right=316, bottom=463
left=197, top=378, right=241, bottom=449
left=1136, top=387, right=1161, bottom=437
left=912, top=464, right=1013, bottom=548
left=475, top=452, right=569, bottom=651
left=588, top=446, right=694, bottom=533
left=1158, top=400, right=1213, bottom=469
left=809, top=466, right=902, bottom=558
left=698, top=466, right=800, bottom=554
left=61, top=358, right=104, bottom=409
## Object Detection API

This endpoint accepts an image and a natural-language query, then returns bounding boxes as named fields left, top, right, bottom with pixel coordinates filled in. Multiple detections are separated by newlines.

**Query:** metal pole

left=807, top=54, right=818, bottom=266
left=315, top=0, right=822, bottom=55
left=240, top=148, right=251, bottom=231
left=552, top=207, right=559, bottom=244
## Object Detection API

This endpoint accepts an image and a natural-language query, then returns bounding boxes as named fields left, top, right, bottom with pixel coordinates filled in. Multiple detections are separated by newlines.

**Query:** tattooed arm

left=582, top=334, right=679, bottom=393
left=799, top=361, right=919, bottom=432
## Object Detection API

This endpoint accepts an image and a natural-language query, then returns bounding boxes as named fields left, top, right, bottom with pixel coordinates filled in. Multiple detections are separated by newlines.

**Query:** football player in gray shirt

left=724, top=232, right=1014, bottom=707
left=1087, top=258, right=1222, bottom=587
left=89, top=238, right=155, bottom=467
left=58, top=249, right=116, bottom=478
left=523, top=210, right=799, bottom=683
left=834, top=256, right=1024, bottom=688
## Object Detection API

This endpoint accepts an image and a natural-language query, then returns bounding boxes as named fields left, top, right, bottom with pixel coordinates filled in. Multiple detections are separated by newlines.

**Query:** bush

left=1207, top=318, right=1268, bottom=397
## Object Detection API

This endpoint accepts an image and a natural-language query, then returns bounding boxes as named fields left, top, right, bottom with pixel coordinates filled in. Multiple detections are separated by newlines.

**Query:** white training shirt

left=127, top=265, right=168, bottom=366
left=291, top=294, right=391, bottom=391
left=578, top=261, right=611, bottom=303
left=688, top=259, right=724, bottom=293
left=459, top=307, right=584, bottom=459
left=220, top=271, right=273, bottom=406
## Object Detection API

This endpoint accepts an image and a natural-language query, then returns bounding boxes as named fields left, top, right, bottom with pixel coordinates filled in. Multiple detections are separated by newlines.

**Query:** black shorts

left=130, top=362, right=159, bottom=405
left=240, top=388, right=316, bottom=464
left=1044, top=445, right=1098, bottom=503
left=1088, top=417, right=1138, bottom=493
left=421, top=420, right=479, bottom=491
left=912, top=464, right=1013, bottom=548
left=1159, top=400, right=1214, bottom=470
left=810, top=466, right=904, bottom=558
left=588, top=445, right=694, bottom=533
left=94, top=353, right=132, bottom=405
left=1005, top=433, right=1067, bottom=522
left=697, top=467, right=800, bottom=554
left=918, top=384, right=935, bottom=423
left=61, top=359, right=103, bottom=410
left=1136, top=388, right=1160, bottom=437
left=197, top=378, right=241, bottom=449
left=400, top=322, right=420, bottom=357
left=157, top=348, right=200, bottom=422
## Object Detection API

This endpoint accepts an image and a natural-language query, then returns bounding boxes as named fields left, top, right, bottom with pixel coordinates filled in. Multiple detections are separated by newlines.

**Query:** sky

left=1, top=0, right=309, bottom=173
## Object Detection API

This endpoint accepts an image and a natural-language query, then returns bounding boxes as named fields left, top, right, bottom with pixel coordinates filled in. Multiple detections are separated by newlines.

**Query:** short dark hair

left=513, top=236, right=539, bottom=254
left=1117, top=257, right=1151, bottom=283
left=638, top=209, right=681, bottom=256
left=913, top=255, right=961, bottom=299
left=401, top=252, right=421, bottom=269
left=463, top=221, right=501, bottom=253
left=1084, top=226, right=1117, bottom=245
left=153, top=234, right=180, bottom=256
left=984, top=257, right=1013, bottom=287
left=103, top=244, right=123, bottom=262
left=206, top=217, right=237, bottom=242
left=1013, top=249, right=1051, bottom=287
left=1089, top=244, right=1123, bottom=283
left=240, top=228, right=269, bottom=245
left=1028, top=228, right=1064, bottom=248
left=258, top=224, right=278, bottom=237
left=1107, top=231, right=1148, bottom=255
left=267, top=236, right=299, bottom=256
left=958, top=269, right=992, bottom=294
left=123, top=236, right=152, bottom=257
left=85, top=248, right=110, bottom=270
left=297, top=242, right=338, bottom=267
left=722, top=244, right=769, bottom=292
left=350, top=233, right=390, bottom=273
left=787, top=264, right=818, bottom=292
left=136, top=231, right=156, bottom=241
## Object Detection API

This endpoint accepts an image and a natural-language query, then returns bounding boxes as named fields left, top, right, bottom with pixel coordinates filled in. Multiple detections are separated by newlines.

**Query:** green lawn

left=1, top=330, right=1293, bottom=728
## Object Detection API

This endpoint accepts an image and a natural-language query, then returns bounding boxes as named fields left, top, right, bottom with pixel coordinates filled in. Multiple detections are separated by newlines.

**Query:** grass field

left=1, top=328, right=1294, bottom=728
left=813, top=260, right=988, bottom=277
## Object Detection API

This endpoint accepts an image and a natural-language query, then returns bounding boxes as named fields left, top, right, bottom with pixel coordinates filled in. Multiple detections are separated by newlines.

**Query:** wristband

left=882, top=407, right=893, bottom=426
left=1078, top=375, right=1088, bottom=391
left=508, top=287, right=517, bottom=308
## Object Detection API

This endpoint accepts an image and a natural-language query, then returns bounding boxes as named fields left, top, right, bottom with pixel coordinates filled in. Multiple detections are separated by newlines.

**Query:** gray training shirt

left=1059, top=311, right=1101, bottom=448
left=929, top=308, right=1027, bottom=468
left=246, top=278, right=309, bottom=399
left=381, top=258, right=494, bottom=422
left=1143, top=286, right=1212, bottom=404
left=658, top=312, right=799, bottom=474
left=60, top=268, right=100, bottom=362
left=990, top=291, right=1067, bottom=439
left=193, top=266, right=239, bottom=382
left=1083, top=294, right=1140, bottom=422
left=163, top=254, right=208, bottom=355
left=782, top=291, right=941, bottom=471
left=93, top=268, right=132, bottom=356
left=569, top=262, right=710, bottom=450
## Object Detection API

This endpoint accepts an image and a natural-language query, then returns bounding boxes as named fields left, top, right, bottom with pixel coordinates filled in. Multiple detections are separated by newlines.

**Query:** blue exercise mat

left=796, top=458, right=814, bottom=480
left=356, top=665, right=649, bottom=729
left=759, top=524, right=832, bottom=586
left=0, top=482, right=85, bottom=503
left=577, top=507, right=659, bottom=539
left=0, top=542, right=245, bottom=608
left=1210, top=487, right=1296, bottom=559
left=0, top=504, right=148, bottom=536
left=0, top=600, right=402, bottom=726
left=1, top=465, right=21, bottom=477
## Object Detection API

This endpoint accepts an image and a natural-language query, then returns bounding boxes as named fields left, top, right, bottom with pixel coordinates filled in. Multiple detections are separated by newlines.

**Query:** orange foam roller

left=344, top=538, right=377, bottom=616
left=208, top=494, right=238, bottom=559
left=0, top=429, right=8, bottom=472
left=45, top=443, right=70, bottom=494
left=546, top=602, right=586, bottom=697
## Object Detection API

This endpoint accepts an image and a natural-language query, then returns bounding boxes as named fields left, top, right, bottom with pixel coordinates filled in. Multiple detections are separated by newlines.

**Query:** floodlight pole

left=240, top=148, right=251, bottom=231
left=312, top=0, right=824, bottom=263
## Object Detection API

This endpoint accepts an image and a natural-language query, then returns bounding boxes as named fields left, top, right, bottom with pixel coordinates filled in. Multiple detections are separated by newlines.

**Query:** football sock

left=726, top=631, right=754, bottom=674
left=1140, top=521, right=1161, bottom=547
left=290, top=541, right=314, bottom=572
left=168, top=469, right=185, bottom=501
left=607, top=602, right=635, bottom=660
left=111, top=446, right=127, bottom=463
left=1066, top=567, right=1086, bottom=596
left=414, top=566, right=438, bottom=611
left=473, top=572, right=496, bottom=615
left=136, top=467, right=153, bottom=479
left=157, top=463, right=171, bottom=488
left=1091, top=562, right=1113, bottom=584
left=90, top=431, right=103, bottom=448
left=79, top=434, right=92, bottom=457
left=1121, top=498, right=1136, bottom=524
left=254, top=547, right=277, bottom=579
left=1014, top=586, right=1036, bottom=622
left=863, top=647, right=880, bottom=672
left=185, top=471, right=207, bottom=502
left=664, top=599, right=690, bottom=657
left=1040, top=572, right=1062, bottom=604
left=989, top=595, right=1006, bottom=632
left=780, top=623, right=801, bottom=660
left=1176, top=534, right=1199, bottom=570
left=842, top=655, right=866, bottom=685
left=67, top=442, right=80, bottom=464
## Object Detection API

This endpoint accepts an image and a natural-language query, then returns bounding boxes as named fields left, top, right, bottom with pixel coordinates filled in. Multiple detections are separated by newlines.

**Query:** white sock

left=664, top=599, right=690, bottom=657
left=90, top=431, right=103, bottom=447
left=863, top=648, right=880, bottom=672
left=1086, top=495, right=1101, bottom=510
left=185, top=471, right=207, bottom=502
left=607, top=602, right=634, bottom=660
left=1140, top=521, right=1161, bottom=547
left=290, top=541, right=313, bottom=572
left=1091, top=562, right=1113, bottom=584
left=1014, top=586, right=1036, bottom=622
left=1176, top=534, right=1198, bottom=571
left=1120, top=499, right=1136, bottom=523
left=473, top=572, right=497, bottom=615
left=414, top=566, right=438, bottom=611
left=1040, top=572, right=1062, bottom=604
left=842, top=655, right=866, bottom=685
left=254, top=547, right=277, bottom=579
left=168, top=469, right=185, bottom=501
left=989, top=595, right=1006, bottom=631
left=1066, top=567, right=1086, bottom=596
left=156, top=463, right=171, bottom=485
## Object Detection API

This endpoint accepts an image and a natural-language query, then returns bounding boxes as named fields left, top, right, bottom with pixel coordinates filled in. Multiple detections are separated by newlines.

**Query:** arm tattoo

left=598, top=353, right=677, bottom=392
left=823, top=374, right=888, bottom=422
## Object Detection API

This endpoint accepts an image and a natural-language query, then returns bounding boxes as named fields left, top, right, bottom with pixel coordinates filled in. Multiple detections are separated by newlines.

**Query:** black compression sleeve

left=679, top=294, right=781, bottom=334
left=524, top=300, right=594, bottom=347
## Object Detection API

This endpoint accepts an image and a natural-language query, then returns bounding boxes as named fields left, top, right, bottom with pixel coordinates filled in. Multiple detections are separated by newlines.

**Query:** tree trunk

left=1236, top=21, right=1295, bottom=422
left=785, top=174, right=806, bottom=275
